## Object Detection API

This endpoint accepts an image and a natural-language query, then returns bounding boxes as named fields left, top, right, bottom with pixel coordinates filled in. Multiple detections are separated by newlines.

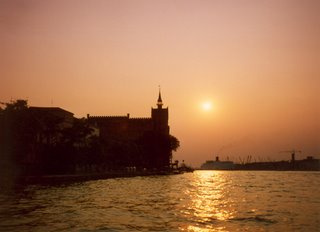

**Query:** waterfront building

left=25, top=107, right=75, bottom=166
left=0, top=93, right=175, bottom=176
left=87, top=90, right=169, bottom=140
left=87, top=91, right=172, bottom=169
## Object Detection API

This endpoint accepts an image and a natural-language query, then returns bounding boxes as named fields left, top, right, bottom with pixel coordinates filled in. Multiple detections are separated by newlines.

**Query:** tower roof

left=157, top=88, right=163, bottom=108
left=157, top=91, right=162, bottom=103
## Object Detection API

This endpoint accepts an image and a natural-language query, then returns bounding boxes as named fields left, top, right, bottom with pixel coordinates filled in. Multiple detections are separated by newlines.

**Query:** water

left=0, top=171, right=319, bottom=232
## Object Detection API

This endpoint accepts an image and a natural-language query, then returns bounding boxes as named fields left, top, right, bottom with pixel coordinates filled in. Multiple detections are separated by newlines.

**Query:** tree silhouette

left=0, top=100, right=35, bottom=184
left=0, top=99, right=181, bottom=180
left=137, top=131, right=180, bottom=169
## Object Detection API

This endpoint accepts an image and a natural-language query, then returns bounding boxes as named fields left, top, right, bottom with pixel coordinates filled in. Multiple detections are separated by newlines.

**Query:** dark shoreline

left=21, top=168, right=320, bottom=185
left=198, top=169, right=320, bottom=171
left=19, top=170, right=182, bottom=185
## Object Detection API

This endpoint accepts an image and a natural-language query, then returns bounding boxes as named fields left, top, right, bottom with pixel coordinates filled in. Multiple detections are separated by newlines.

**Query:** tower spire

left=157, top=86, right=163, bottom=109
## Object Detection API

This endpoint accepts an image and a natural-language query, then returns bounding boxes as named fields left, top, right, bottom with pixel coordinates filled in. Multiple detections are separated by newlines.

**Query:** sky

left=1, top=0, right=319, bottom=167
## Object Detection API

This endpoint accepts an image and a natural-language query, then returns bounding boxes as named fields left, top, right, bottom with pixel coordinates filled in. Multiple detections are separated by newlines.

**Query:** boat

left=200, top=156, right=235, bottom=170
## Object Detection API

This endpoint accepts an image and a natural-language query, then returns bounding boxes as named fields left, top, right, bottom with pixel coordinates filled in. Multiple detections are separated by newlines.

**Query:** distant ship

left=200, top=156, right=235, bottom=170
left=200, top=154, right=320, bottom=171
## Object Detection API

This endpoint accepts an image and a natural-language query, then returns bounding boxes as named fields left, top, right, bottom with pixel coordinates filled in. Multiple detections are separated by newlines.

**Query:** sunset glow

left=201, top=101, right=213, bottom=111
left=1, top=0, right=319, bottom=166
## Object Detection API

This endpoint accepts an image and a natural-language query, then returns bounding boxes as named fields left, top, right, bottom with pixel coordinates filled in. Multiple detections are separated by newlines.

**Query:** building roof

left=29, top=107, right=74, bottom=116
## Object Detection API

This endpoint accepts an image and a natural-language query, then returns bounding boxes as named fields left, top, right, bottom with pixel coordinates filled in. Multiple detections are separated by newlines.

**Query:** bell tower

left=157, top=90, right=163, bottom=109
left=152, top=88, right=169, bottom=134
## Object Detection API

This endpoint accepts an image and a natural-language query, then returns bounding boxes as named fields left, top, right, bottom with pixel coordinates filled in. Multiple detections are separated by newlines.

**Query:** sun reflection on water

left=181, top=171, right=237, bottom=231
left=1, top=171, right=319, bottom=231
left=186, top=225, right=227, bottom=232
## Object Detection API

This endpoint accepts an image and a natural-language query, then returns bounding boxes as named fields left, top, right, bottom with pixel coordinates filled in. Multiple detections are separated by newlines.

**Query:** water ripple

left=0, top=171, right=319, bottom=231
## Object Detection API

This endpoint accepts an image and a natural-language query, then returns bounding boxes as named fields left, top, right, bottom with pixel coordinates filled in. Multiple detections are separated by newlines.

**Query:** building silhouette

left=0, top=92, right=176, bottom=178
left=87, top=90, right=169, bottom=141
left=87, top=90, right=172, bottom=169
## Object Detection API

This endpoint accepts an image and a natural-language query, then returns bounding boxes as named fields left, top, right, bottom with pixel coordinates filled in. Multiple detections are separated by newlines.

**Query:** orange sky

left=1, top=0, right=319, bottom=166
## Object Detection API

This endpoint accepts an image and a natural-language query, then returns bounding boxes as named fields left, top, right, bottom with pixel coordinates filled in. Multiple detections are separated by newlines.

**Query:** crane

left=279, top=150, right=302, bottom=162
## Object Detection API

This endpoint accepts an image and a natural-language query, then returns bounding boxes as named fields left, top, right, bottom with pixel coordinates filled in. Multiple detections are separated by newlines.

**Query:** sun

left=201, top=101, right=212, bottom=111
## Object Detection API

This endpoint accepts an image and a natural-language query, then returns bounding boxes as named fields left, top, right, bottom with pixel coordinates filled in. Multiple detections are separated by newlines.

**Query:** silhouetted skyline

left=1, top=0, right=319, bottom=166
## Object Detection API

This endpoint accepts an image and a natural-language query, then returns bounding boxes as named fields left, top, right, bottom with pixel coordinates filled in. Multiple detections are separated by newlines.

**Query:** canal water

left=0, top=171, right=319, bottom=231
